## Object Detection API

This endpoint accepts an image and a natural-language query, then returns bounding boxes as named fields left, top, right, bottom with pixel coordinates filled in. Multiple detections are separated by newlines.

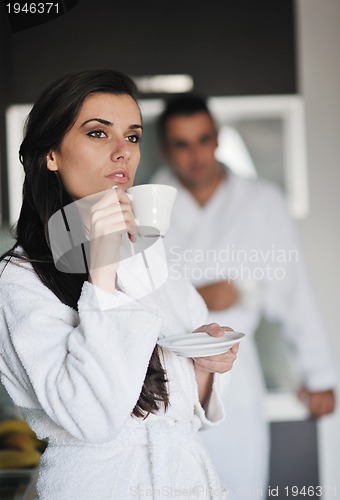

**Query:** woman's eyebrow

left=130, top=124, right=143, bottom=131
left=81, top=118, right=113, bottom=127
left=80, top=118, right=143, bottom=130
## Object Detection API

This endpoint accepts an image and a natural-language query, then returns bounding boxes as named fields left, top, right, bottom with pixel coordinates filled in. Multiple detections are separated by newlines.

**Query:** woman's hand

left=88, top=188, right=138, bottom=293
left=192, top=323, right=239, bottom=407
left=192, top=323, right=239, bottom=374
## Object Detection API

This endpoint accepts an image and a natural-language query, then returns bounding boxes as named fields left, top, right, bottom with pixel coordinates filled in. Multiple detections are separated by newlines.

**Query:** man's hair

left=157, top=93, right=212, bottom=144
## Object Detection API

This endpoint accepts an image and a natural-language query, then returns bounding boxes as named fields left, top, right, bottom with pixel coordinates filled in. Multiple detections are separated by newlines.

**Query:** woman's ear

left=46, top=150, right=58, bottom=172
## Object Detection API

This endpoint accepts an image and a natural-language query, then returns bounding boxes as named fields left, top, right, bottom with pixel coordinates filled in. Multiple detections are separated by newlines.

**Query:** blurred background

left=0, top=0, right=339, bottom=498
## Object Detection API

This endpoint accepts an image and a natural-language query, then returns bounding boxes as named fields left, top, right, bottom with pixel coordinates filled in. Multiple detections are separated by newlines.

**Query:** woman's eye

left=126, top=135, right=141, bottom=144
left=87, top=130, right=106, bottom=139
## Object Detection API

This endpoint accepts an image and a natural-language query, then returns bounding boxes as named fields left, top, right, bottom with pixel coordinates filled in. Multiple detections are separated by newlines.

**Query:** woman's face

left=47, top=92, right=142, bottom=199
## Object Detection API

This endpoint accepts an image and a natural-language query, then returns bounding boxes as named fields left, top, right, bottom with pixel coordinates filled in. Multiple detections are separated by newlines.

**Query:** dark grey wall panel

left=269, top=420, right=319, bottom=499
left=2, top=0, right=297, bottom=103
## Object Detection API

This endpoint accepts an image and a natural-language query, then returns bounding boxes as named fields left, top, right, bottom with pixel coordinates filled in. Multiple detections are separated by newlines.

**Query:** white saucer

left=157, top=331, right=245, bottom=358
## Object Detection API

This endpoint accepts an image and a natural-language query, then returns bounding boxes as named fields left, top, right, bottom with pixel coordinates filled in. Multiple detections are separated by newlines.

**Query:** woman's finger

left=193, top=323, right=225, bottom=338
left=193, top=349, right=238, bottom=374
left=90, top=189, right=137, bottom=242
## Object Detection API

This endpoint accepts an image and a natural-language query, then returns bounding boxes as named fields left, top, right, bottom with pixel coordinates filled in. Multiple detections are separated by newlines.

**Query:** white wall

left=296, top=0, right=340, bottom=492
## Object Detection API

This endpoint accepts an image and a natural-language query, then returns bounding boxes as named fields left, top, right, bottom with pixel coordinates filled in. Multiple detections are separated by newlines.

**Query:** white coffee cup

left=127, top=184, right=177, bottom=237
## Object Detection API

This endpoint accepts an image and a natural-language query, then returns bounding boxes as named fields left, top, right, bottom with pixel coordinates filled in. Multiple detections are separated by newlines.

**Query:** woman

left=0, top=69, right=238, bottom=499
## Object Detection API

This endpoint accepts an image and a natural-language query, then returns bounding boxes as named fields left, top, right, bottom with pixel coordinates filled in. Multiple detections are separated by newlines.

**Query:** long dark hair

left=1, top=69, right=169, bottom=418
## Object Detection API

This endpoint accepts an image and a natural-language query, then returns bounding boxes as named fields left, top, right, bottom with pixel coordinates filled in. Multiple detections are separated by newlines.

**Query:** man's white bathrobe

left=152, top=166, right=338, bottom=498
left=0, top=239, right=230, bottom=500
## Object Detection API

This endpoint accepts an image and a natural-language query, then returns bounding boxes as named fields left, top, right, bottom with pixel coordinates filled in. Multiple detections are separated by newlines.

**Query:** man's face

left=163, top=112, right=220, bottom=189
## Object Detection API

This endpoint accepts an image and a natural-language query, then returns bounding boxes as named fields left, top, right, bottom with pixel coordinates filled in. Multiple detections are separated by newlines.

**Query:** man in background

left=151, top=94, right=336, bottom=498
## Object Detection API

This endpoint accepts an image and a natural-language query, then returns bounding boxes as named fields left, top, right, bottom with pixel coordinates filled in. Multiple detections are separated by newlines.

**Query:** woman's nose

left=110, top=138, right=132, bottom=162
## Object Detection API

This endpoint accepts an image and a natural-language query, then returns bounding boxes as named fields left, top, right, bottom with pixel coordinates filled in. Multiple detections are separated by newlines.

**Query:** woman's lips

left=105, top=170, right=130, bottom=184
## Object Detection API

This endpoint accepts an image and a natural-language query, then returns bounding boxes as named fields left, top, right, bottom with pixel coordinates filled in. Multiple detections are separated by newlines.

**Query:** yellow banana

left=0, top=449, right=40, bottom=469
left=0, top=419, right=36, bottom=437
left=0, top=431, right=39, bottom=452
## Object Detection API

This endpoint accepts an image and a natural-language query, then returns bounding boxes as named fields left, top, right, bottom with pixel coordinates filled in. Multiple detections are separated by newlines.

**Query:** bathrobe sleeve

left=180, top=279, right=230, bottom=429
left=0, top=260, right=163, bottom=444
left=195, top=372, right=230, bottom=430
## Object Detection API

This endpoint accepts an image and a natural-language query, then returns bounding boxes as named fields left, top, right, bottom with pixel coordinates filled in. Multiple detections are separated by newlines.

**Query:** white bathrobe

left=0, top=239, right=231, bottom=500
left=151, top=166, right=338, bottom=498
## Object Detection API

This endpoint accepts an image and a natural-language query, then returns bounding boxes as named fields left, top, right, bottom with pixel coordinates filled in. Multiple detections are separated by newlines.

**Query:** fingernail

left=111, top=186, right=118, bottom=190
left=126, top=193, right=133, bottom=201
